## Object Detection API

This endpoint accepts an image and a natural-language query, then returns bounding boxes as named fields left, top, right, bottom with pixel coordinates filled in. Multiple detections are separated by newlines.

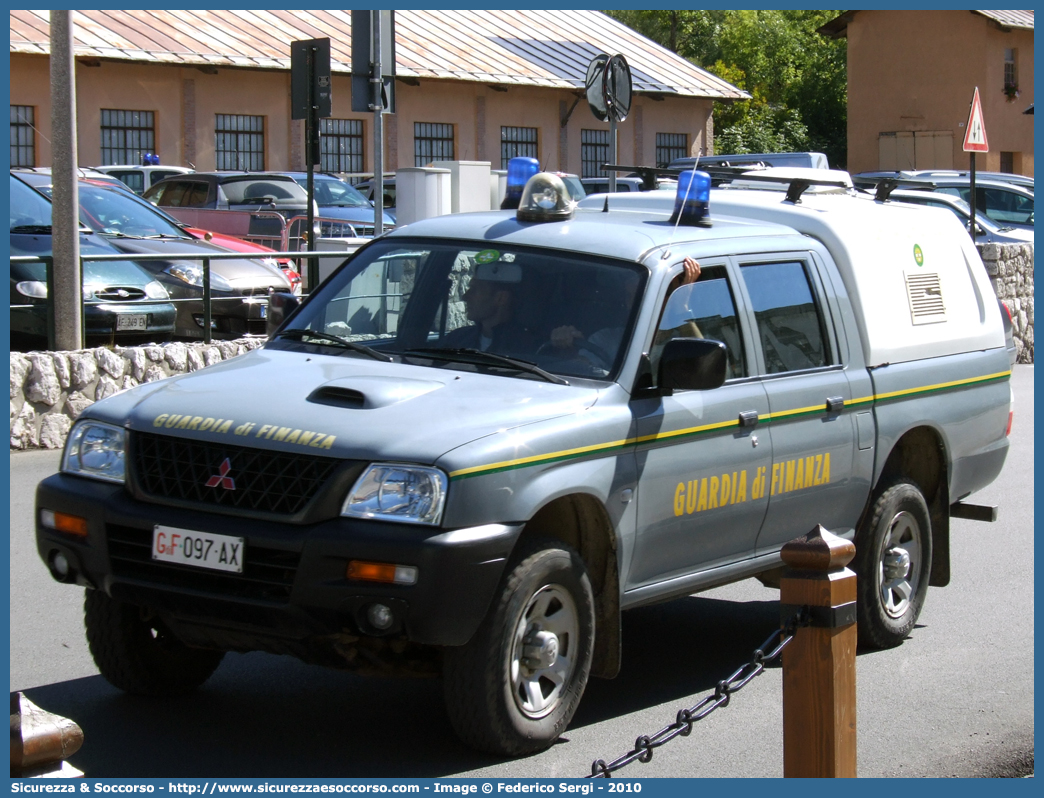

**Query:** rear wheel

left=854, top=480, right=932, bottom=649
left=84, top=590, right=224, bottom=695
left=443, top=540, right=594, bottom=755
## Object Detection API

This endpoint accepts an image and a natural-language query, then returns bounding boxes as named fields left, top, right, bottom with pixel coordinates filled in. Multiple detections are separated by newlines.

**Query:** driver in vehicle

left=548, top=256, right=701, bottom=366
left=443, top=260, right=535, bottom=354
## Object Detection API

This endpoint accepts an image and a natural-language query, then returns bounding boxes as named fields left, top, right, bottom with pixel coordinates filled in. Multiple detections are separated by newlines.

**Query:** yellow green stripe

left=448, top=369, right=1010, bottom=480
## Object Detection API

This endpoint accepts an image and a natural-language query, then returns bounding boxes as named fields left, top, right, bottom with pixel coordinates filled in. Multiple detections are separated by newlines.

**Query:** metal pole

left=306, top=45, right=318, bottom=292
left=50, top=10, right=82, bottom=351
left=372, top=13, right=385, bottom=237
left=969, top=152, right=978, bottom=239
left=202, top=256, right=211, bottom=344
left=608, top=118, right=617, bottom=193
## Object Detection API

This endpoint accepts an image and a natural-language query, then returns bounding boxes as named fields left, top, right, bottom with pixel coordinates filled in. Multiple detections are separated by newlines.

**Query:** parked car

left=17, top=168, right=302, bottom=296
left=9, top=173, right=176, bottom=349
left=881, top=188, right=1034, bottom=247
left=93, top=164, right=195, bottom=195
left=12, top=166, right=136, bottom=194
left=581, top=175, right=674, bottom=194
left=854, top=172, right=1034, bottom=230
left=143, top=172, right=320, bottom=248
left=23, top=173, right=292, bottom=339
left=855, top=169, right=1033, bottom=190
left=274, top=172, right=395, bottom=237
left=670, top=151, right=830, bottom=170
left=352, top=173, right=397, bottom=212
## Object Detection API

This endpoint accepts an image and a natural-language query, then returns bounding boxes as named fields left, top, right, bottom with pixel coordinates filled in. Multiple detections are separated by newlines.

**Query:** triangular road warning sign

left=964, top=87, right=989, bottom=152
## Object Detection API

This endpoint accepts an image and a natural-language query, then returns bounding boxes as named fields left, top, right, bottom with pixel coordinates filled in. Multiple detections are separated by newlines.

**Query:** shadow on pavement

left=25, top=594, right=790, bottom=777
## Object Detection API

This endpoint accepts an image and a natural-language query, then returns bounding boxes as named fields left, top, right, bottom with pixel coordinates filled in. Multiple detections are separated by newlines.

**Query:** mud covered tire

left=854, top=480, right=932, bottom=650
left=84, top=590, right=224, bottom=695
left=443, top=540, right=595, bottom=756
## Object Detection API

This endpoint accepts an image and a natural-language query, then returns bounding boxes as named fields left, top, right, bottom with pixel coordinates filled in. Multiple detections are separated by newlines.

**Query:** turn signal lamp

left=670, top=170, right=712, bottom=227
left=347, top=560, right=419, bottom=586
left=40, top=509, right=88, bottom=537
left=517, top=172, right=575, bottom=223
left=502, top=157, right=540, bottom=210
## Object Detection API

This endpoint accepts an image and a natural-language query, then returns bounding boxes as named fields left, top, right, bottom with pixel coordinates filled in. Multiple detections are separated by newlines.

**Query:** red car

left=183, top=227, right=302, bottom=295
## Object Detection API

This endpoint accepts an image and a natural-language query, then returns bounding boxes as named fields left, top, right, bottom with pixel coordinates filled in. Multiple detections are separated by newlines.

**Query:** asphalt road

left=9, top=365, right=1034, bottom=778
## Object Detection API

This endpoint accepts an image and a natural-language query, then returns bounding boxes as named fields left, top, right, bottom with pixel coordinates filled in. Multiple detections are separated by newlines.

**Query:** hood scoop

left=307, top=375, right=446, bottom=409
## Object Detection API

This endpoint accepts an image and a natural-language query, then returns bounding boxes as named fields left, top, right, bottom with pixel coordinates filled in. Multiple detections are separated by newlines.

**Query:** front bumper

left=36, top=473, right=521, bottom=648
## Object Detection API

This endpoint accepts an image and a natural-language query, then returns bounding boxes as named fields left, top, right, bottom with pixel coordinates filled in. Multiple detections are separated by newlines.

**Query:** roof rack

left=603, top=163, right=850, bottom=203
left=601, top=164, right=679, bottom=190
left=851, top=175, right=939, bottom=202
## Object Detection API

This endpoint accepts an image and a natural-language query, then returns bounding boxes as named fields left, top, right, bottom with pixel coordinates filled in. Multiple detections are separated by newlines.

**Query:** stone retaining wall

left=977, top=242, right=1034, bottom=364
left=10, top=339, right=265, bottom=450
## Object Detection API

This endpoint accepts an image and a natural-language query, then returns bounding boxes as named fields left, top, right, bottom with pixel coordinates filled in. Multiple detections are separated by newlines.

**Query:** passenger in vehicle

left=443, top=261, right=535, bottom=354
left=548, top=256, right=701, bottom=366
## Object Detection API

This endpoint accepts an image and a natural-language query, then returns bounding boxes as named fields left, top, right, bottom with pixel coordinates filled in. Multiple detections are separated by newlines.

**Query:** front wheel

left=854, top=480, right=932, bottom=649
left=443, top=540, right=595, bottom=756
left=84, top=590, right=224, bottom=695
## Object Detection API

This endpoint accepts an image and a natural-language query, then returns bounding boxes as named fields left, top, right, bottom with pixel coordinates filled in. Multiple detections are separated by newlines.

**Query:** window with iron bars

left=581, top=129, right=609, bottom=177
left=101, top=109, right=155, bottom=165
left=415, top=122, right=454, bottom=166
left=320, top=118, right=364, bottom=174
left=501, top=126, right=539, bottom=167
left=10, top=105, right=35, bottom=167
left=656, top=133, right=688, bottom=168
left=216, top=114, right=265, bottom=171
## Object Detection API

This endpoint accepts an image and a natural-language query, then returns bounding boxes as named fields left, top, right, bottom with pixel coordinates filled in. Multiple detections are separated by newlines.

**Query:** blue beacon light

left=501, top=157, right=540, bottom=210
left=670, top=170, right=712, bottom=227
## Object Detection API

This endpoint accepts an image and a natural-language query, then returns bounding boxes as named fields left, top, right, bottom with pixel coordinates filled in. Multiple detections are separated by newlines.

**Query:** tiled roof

left=9, top=10, right=749, bottom=100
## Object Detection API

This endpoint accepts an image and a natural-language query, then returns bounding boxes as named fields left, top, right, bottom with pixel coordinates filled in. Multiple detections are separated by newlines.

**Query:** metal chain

left=586, top=608, right=808, bottom=778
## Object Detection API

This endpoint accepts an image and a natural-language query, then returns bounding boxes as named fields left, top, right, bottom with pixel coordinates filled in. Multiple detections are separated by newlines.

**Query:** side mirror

left=267, top=292, right=301, bottom=338
left=658, top=338, right=728, bottom=393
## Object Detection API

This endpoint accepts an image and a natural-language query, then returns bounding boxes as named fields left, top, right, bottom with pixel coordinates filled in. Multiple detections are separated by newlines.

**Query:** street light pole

left=50, top=10, right=82, bottom=351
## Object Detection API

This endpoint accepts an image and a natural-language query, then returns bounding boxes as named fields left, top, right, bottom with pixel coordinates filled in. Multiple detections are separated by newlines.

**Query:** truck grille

left=107, top=523, right=299, bottom=603
left=132, top=431, right=341, bottom=515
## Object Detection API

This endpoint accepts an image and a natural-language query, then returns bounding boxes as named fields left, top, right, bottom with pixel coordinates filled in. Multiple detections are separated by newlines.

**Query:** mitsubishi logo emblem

left=205, top=458, right=236, bottom=490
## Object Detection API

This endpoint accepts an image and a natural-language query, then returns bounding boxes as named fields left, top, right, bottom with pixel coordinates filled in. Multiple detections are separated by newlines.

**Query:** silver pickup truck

left=36, top=169, right=1012, bottom=756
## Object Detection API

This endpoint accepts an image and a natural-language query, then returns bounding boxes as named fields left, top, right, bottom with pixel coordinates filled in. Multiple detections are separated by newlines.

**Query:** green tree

left=606, top=10, right=847, bottom=167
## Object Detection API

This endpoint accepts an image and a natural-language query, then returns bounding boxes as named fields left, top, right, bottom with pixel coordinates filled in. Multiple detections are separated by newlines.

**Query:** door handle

left=738, top=410, right=759, bottom=428
left=826, top=396, right=845, bottom=414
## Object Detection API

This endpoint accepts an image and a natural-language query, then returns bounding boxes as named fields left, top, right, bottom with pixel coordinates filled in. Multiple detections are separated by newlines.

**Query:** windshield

left=276, top=239, right=646, bottom=381
left=10, top=175, right=54, bottom=229
left=298, top=176, right=371, bottom=208
left=65, top=183, right=191, bottom=238
left=220, top=178, right=309, bottom=206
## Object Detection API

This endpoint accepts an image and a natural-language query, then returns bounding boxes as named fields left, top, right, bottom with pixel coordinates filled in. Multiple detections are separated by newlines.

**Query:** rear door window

left=740, top=260, right=831, bottom=374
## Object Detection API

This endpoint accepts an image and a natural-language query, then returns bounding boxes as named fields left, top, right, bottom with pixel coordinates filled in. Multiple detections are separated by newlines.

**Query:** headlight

left=165, top=263, right=233, bottom=292
left=62, top=421, right=126, bottom=483
left=342, top=464, right=447, bottom=525
left=144, top=280, right=169, bottom=300
left=15, top=281, right=48, bottom=299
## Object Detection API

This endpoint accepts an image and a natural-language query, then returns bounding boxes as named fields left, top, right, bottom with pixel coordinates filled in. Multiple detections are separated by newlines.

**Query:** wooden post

left=10, top=692, right=84, bottom=778
left=780, top=525, right=857, bottom=778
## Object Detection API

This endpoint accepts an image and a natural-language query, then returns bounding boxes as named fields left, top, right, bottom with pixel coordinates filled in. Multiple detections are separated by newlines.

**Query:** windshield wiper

left=141, top=233, right=192, bottom=240
left=402, top=347, right=569, bottom=385
left=275, top=328, right=394, bottom=362
left=10, top=225, right=53, bottom=234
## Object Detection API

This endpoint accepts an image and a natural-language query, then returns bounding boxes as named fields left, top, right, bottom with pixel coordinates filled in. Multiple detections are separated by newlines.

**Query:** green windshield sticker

left=913, top=244, right=924, bottom=266
left=475, top=249, right=500, bottom=264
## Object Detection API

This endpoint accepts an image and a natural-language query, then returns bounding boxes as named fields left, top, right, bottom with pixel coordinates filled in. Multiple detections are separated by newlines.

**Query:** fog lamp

left=367, top=603, right=395, bottom=631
